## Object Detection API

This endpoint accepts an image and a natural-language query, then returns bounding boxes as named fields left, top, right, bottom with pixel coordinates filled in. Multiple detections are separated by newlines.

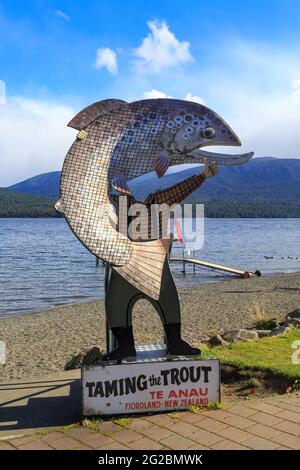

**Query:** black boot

left=164, top=323, right=201, bottom=356
left=102, top=327, right=136, bottom=361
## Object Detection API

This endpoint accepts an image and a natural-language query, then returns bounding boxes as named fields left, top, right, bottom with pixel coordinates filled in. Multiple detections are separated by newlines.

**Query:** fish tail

left=114, top=238, right=172, bottom=300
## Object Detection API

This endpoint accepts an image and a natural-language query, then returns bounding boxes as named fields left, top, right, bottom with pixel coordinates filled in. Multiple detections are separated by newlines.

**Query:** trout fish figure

left=57, top=98, right=253, bottom=299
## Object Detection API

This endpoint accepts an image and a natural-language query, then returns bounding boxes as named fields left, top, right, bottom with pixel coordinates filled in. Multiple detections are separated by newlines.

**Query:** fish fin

left=114, top=238, right=172, bottom=300
left=154, top=150, right=171, bottom=177
left=107, top=203, right=119, bottom=230
left=68, top=99, right=128, bottom=130
left=55, top=199, right=64, bottom=214
left=111, top=176, right=131, bottom=195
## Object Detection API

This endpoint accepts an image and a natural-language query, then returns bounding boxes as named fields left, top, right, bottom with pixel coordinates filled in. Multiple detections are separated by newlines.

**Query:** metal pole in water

left=104, top=263, right=116, bottom=353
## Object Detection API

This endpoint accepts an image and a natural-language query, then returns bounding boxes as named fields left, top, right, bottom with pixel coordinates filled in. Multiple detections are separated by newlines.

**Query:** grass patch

left=61, top=423, right=77, bottom=431
left=203, top=329, right=300, bottom=381
left=188, top=402, right=224, bottom=415
left=112, top=417, right=131, bottom=427
left=251, top=302, right=279, bottom=329
left=82, top=417, right=103, bottom=431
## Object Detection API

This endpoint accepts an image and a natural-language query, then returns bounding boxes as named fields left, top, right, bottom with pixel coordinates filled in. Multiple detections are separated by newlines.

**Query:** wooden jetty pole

left=171, top=256, right=261, bottom=279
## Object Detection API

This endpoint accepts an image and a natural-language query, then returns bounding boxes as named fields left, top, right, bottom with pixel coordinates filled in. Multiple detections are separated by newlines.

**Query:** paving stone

left=73, top=444, right=94, bottom=450
left=65, top=426, right=99, bottom=443
left=211, top=439, right=250, bottom=450
left=247, top=423, right=282, bottom=439
left=98, top=421, right=121, bottom=434
left=129, top=438, right=165, bottom=450
left=165, top=421, right=201, bottom=436
left=159, top=435, right=197, bottom=450
left=41, top=431, right=66, bottom=444
left=251, top=412, right=283, bottom=426
left=18, top=440, right=54, bottom=450
left=87, top=434, right=118, bottom=449
left=217, top=427, right=254, bottom=443
left=227, top=405, right=258, bottom=418
left=100, top=442, right=131, bottom=450
left=221, top=414, right=254, bottom=429
left=9, top=435, right=36, bottom=446
left=146, top=414, right=178, bottom=426
left=190, top=429, right=224, bottom=447
left=275, top=445, right=294, bottom=450
left=242, top=436, right=280, bottom=450
left=128, top=418, right=153, bottom=431
left=273, top=420, right=300, bottom=436
left=0, top=443, right=16, bottom=450
left=114, top=429, right=144, bottom=444
left=196, top=417, right=228, bottom=432
left=270, top=401, right=300, bottom=412
left=271, top=432, right=300, bottom=450
left=176, top=411, right=206, bottom=423
left=201, top=409, right=234, bottom=422
left=66, top=427, right=113, bottom=449
left=247, top=402, right=284, bottom=415
left=42, top=434, right=81, bottom=450
left=140, top=425, right=174, bottom=441
left=277, top=396, right=300, bottom=407
left=187, top=444, right=211, bottom=450
left=275, top=410, right=300, bottom=424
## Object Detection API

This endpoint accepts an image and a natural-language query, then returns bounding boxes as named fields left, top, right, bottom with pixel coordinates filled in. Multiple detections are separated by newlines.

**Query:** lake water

left=0, top=218, right=299, bottom=317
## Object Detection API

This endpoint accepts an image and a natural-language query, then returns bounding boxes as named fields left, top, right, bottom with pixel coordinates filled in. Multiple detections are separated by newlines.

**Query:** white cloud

left=0, top=97, right=75, bottom=186
left=291, top=80, right=300, bottom=104
left=94, top=47, right=118, bottom=74
left=0, top=80, right=6, bottom=104
left=183, top=93, right=205, bottom=105
left=142, top=89, right=205, bottom=105
left=54, top=10, right=70, bottom=21
left=143, top=89, right=172, bottom=99
left=133, top=20, right=193, bottom=73
left=196, top=40, right=300, bottom=157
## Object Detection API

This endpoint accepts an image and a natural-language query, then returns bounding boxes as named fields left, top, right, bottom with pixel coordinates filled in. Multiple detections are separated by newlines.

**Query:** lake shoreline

left=1, top=270, right=299, bottom=320
left=1, top=271, right=300, bottom=383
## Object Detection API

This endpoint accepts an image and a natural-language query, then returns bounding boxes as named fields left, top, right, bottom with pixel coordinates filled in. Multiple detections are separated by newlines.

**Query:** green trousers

left=105, top=258, right=181, bottom=328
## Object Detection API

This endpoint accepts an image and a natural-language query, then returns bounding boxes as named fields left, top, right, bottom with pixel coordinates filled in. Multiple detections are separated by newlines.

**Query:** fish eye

left=186, top=127, right=193, bottom=134
left=183, top=134, right=189, bottom=139
left=192, top=120, right=200, bottom=127
left=202, top=127, right=216, bottom=139
left=175, top=116, right=182, bottom=123
left=167, top=121, right=174, bottom=128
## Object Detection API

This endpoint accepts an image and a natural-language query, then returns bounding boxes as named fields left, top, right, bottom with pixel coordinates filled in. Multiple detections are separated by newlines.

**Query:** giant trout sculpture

left=57, top=98, right=253, bottom=301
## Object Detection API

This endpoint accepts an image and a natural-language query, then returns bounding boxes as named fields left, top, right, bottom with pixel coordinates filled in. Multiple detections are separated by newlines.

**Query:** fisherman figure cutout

left=103, top=162, right=219, bottom=361
left=56, top=98, right=254, bottom=364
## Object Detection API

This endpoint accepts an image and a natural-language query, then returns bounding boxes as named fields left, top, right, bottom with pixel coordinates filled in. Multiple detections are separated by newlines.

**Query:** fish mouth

left=188, top=148, right=254, bottom=163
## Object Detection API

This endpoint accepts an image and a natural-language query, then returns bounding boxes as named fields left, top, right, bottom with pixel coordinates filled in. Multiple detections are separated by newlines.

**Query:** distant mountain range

left=7, top=157, right=300, bottom=202
left=8, top=171, right=60, bottom=199
left=2, top=157, right=300, bottom=217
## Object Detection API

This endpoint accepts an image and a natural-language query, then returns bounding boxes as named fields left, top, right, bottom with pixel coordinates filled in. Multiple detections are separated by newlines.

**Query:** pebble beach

left=0, top=271, right=300, bottom=382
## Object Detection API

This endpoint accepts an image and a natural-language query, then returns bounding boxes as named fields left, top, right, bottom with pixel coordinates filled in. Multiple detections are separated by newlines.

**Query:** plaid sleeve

left=151, top=173, right=206, bottom=205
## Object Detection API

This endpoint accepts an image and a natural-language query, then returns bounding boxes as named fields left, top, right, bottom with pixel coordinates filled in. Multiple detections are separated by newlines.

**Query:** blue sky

left=1, top=0, right=300, bottom=185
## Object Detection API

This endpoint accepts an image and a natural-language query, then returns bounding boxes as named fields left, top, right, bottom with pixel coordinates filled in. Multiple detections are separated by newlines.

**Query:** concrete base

left=82, top=348, right=220, bottom=416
